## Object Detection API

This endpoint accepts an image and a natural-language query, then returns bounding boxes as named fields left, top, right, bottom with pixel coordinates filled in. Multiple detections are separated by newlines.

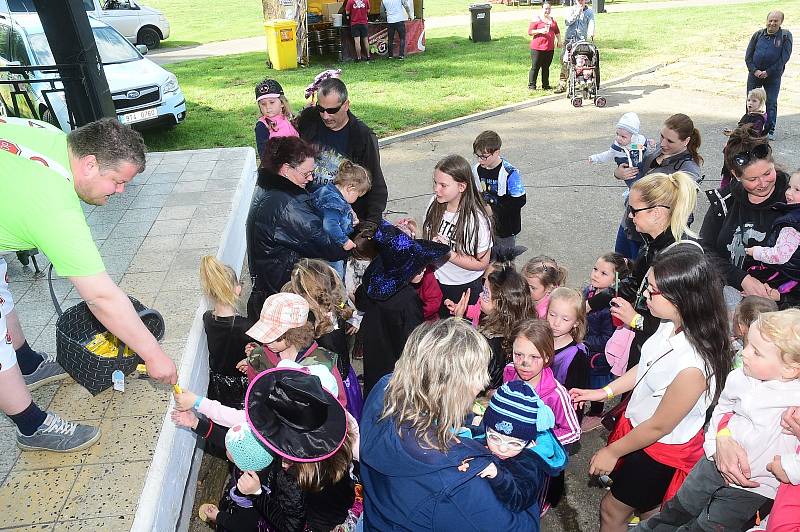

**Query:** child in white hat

left=589, top=112, right=655, bottom=187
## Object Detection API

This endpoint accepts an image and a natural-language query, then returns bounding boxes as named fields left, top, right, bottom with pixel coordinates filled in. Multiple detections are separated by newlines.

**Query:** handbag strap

left=47, top=264, right=63, bottom=318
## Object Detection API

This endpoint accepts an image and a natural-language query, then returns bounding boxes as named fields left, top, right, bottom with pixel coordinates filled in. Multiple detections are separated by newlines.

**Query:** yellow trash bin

left=264, top=19, right=298, bottom=70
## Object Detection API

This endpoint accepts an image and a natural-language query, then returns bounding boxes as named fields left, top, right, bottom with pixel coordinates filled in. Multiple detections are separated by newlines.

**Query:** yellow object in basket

left=84, top=332, right=134, bottom=358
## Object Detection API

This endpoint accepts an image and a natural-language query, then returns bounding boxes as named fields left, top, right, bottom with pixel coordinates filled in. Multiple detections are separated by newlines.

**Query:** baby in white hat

left=589, top=112, right=655, bottom=188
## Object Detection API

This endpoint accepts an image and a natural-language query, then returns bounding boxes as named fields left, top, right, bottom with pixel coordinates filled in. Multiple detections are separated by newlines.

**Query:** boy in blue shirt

left=471, top=130, right=527, bottom=250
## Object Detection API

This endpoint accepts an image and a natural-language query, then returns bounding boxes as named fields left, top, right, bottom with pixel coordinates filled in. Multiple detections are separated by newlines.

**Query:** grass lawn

left=142, top=0, right=796, bottom=152
left=148, top=0, right=515, bottom=47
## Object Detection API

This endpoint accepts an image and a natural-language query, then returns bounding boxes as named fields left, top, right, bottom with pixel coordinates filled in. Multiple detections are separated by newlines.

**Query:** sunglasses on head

left=733, top=143, right=771, bottom=168
left=315, top=103, right=344, bottom=115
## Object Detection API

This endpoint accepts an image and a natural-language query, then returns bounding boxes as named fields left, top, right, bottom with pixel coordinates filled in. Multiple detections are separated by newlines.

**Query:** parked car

left=0, top=0, right=170, bottom=48
left=0, top=12, right=186, bottom=131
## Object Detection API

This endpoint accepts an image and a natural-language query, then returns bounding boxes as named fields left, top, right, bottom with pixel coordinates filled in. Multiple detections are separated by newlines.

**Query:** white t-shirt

left=626, top=321, right=714, bottom=445
left=431, top=205, right=492, bottom=286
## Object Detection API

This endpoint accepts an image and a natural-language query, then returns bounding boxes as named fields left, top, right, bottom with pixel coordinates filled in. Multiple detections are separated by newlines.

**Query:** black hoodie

left=700, top=171, right=789, bottom=289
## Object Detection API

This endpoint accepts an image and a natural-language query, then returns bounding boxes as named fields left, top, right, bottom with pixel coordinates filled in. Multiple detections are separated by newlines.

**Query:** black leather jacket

left=246, top=170, right=347, bottom=296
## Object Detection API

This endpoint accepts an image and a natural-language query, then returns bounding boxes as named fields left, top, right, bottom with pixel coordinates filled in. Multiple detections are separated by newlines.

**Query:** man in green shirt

left=0, top=117, right=177, bottom=452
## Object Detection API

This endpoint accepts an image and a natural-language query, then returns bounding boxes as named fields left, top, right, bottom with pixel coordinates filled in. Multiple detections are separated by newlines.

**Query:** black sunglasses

left=315, top=103, right=344, bottom=115
left=629, top=204, right=671, bottom=215
left=733, top=143, right=771, bottom=168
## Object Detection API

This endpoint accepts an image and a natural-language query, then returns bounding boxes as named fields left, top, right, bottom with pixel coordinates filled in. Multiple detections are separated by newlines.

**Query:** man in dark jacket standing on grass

left=296, top=78, right=388, bottom=234
left=745, top=10, right=793, bottom=140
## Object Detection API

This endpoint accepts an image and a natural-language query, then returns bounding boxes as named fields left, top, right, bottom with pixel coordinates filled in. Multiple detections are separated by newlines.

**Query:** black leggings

left=387, top=21, right=407, bottom=57
left=529, top=49, right=554, bottom=88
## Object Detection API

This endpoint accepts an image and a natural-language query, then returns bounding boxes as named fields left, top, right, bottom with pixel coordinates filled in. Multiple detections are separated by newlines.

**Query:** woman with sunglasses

left=588, top=171, right=698, bottom=372
left=700, top=125, right=792, bottom=306
left=245, top=136, right=348, bottom=320
left=570, top=247, right=731, bottom=531
left=614, top=113, right=703, bottom=260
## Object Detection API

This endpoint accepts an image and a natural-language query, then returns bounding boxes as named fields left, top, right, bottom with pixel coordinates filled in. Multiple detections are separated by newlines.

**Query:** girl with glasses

left=570, top=247, right=731, bottom=531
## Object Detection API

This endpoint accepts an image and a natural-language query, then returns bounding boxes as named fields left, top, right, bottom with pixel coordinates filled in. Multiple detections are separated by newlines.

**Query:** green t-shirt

left=0, top=119, right=104, bottom=277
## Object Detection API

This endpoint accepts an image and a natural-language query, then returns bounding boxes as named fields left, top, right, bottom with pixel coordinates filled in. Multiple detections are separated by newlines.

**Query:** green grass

left=142, top=0, right=798, bottom=152
left=147, top=0, right=517, bottom=47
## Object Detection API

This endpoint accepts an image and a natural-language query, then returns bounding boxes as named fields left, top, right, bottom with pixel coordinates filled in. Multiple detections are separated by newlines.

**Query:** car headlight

left=162, top=74, right=180, bottom=95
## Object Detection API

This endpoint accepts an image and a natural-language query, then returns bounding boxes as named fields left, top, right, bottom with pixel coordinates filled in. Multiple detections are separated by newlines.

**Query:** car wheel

left=137, top=27, right=161, bottom=49
left=42, top=108, right=60, bottom=128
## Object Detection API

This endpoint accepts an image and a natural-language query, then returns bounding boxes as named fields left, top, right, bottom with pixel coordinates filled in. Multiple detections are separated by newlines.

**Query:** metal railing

left=0, top=62, right=83, bottom=129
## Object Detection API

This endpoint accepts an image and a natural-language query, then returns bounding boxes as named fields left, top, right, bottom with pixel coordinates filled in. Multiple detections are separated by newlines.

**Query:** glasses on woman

left=486, top=431, right=527, bottom=452
left=733, top=143, right=771, bottom=168
left=629, top=204, right=671, bottom=216
left=644, top=284, right=663, bottom=298
left=291, top=166, right=315, bottom=179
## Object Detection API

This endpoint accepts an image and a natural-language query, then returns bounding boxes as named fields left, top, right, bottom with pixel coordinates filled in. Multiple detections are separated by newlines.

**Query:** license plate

left=119, top=107, right=158, bottom=125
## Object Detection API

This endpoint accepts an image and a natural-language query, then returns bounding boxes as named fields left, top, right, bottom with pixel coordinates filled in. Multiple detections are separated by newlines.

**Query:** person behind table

left=199, top=255, right=253, bottom=410
left=253, top=78, right=299, bottom=158
left=312, top=159, right=372, bottom=279
left=570, top=247, right=732, bottom=530
left=471, top=130, right=526, bottom=250
left=381, top=0, right=413, bottom=59
left=345, top=0, right=371, bottom=62
left=633, top=309, right=800, bottom=531
left=421, top=154, right=493, bottom=317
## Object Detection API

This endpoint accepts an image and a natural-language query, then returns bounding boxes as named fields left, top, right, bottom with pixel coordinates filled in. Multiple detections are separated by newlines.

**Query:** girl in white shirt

left=421, top=155, right=493, bottom=317
left=570, top=245, right=732, bottom=531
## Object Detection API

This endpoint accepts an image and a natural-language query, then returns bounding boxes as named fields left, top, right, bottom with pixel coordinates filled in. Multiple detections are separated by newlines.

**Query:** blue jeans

left=614, top=224, right=641, bottom=260
left=747, top=72, right=781, bottom=134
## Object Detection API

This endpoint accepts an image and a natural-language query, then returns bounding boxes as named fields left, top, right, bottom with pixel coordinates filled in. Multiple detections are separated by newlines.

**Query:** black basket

left=48, top=265, right=165, bottom=395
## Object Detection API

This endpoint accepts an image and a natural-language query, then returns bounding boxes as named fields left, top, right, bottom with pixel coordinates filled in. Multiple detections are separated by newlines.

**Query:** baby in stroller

left=567, top=41, right=604, bottom=107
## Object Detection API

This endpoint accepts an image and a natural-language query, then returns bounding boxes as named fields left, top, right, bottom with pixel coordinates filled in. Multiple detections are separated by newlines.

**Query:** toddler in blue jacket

left=459, top=380, right=567, bottom=513
left=312, top=160, right=372, bottom=278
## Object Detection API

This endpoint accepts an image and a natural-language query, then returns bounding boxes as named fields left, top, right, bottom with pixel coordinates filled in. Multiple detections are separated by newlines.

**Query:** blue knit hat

left=483, top=380, right=556, bottom=442
left=225, top=422, right=274, bottom=471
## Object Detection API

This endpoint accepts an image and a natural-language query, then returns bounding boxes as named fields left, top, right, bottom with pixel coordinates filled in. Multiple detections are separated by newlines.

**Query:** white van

left=0, top=0, right=170, bottom=48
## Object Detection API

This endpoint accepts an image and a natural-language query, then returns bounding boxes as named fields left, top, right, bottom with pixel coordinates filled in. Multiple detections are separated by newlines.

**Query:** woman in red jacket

left=528, top=2, right=561, bottom=90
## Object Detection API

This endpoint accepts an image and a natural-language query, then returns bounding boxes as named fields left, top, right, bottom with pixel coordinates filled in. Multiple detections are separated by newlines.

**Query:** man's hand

left=146, top=354, right=178, bottom=385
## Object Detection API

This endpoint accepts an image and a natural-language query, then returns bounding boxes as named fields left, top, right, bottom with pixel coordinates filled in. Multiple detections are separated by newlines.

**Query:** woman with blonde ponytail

left=614, top=113, right=703, bottom=259
left=199, top=255, right=253, bottom=408
left=601, top=171, right=700, bottom=369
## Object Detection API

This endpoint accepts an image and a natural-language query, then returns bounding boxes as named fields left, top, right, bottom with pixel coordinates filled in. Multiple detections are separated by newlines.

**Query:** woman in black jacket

left=591, top=171, right=699, bottom=369
left=699, top=126, right=792, bottom=306
left=246, top=137, right=348, bottom=321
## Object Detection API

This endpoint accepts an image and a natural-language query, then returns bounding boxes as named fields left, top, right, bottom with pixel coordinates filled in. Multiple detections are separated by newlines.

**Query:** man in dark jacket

left=296, top=78, right=388, bottom=232
left=745, top=11, right=793, bottom=139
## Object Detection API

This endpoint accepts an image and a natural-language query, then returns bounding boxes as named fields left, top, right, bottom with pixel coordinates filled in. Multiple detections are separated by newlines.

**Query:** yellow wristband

left=717, top=427, right=732, bottom=438
left=603, top=385, right=614, bottom=400
left=629, top=313, right=642, bottom=329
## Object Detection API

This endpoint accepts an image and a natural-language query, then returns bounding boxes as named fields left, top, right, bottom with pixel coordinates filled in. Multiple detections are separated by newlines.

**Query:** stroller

left=566, top=40, right=606, bottom=108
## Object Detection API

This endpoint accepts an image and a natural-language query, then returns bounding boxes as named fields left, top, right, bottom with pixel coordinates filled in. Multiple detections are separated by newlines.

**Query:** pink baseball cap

left=246, top=293, right=309, bottom=343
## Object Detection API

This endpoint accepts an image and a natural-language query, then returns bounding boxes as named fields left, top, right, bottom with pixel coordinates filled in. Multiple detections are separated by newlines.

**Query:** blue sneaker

left=16, top=412, right=101, bottom=453
left=23, top=352, right=69, bottom=391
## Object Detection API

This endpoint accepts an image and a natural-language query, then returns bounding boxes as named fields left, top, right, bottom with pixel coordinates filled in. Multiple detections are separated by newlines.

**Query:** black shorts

left=350, top=24, right=368, bottom=38
left=610, top=448, right=676, bottom=513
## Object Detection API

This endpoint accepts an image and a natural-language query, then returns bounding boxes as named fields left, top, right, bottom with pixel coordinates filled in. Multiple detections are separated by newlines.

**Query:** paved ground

left=0, top=148, right=249, bottom=530
left=147, top=0, right=752, bottom=65
left=1, top=21, right=799, bottom=532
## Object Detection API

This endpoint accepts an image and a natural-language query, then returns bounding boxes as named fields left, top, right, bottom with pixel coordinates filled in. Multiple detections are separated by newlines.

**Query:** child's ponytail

left=600, top=252, right=632, bottom=279
left=199, top=256, right=240, bottom=308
